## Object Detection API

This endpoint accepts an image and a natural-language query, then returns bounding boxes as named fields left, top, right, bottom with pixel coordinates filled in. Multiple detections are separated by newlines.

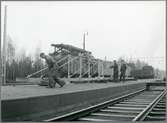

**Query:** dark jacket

left=44, top=55, right=60, bottom=77
left=111, top=63, right=118, bottom=73
left=45, top=55, right=56, bottom=70
left=120, top=63, right=127, bottom=73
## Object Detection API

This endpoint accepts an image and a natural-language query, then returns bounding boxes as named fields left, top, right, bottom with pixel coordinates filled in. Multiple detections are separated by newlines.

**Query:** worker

left=120, top=60, right=127, bottom=81
left=40, top=53, right=65, bottom=88
left=110, top=60, right=119, bottom=82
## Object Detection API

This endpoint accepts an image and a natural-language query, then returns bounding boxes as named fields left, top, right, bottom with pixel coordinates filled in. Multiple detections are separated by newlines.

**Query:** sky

left=1, top=1, right=166, bottom=70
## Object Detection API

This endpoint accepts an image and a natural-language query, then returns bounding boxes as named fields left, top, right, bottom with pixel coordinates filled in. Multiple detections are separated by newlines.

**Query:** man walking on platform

left=110, top=60, right=119, bottom=82
left=120, top=60, right=127, bottom=81
left=40, top=53, right=65, bottom=88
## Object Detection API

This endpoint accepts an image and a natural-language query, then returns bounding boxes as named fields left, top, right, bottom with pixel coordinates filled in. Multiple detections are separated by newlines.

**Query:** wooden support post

left=83, top=33, right=85, bottom=50
left=102, top=61, right=104, bottom=78
left=79, top=53, right=82, bottom=78
left=71, top=56, right=73, bottom=74
left=104, top=56, right=106, bottom=77
left=67, top=54, right=70, bottom=78
left=110, top=62, right=112, bottom=78
left=0, top=15, right=2, bottom=85
left=0, top=32, right=1, bottom=85
left=98, top=59, right=100, bottom=78
left=88, top=56, right=91, bottom=78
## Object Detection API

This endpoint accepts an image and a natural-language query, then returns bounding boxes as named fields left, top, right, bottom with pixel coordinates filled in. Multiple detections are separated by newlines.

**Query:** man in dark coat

left=120, top=60, right=127, bottom=81
left=40, top=53, right=65, bottom=88
left=110, top=60, right=119, bottom=81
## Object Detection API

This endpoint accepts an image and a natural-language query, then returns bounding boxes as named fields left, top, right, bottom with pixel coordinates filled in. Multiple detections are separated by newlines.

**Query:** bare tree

left=32, top=44, right=45, bottom=77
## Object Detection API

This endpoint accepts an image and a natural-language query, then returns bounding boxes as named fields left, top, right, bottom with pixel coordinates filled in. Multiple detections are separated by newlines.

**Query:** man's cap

left=40, top=52, right=45, bottom=57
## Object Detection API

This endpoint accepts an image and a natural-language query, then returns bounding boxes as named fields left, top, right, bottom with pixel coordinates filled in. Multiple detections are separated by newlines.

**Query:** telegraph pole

left=83, top=34, right=85, bottom=50
left=83, top=32, right=88, bottom=50
left=2, top=5, right=7, bottom=85
left=0, top=29, right=1, bottom=121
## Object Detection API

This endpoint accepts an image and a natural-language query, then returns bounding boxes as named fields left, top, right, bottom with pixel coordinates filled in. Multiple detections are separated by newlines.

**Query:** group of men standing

left=110, top=60, right=127, bottom=82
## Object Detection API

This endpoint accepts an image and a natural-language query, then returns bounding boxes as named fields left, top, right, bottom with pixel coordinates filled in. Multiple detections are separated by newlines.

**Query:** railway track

left=44, top=88, right=166, bottom=122
left=144, top=96, right=166, bottom=121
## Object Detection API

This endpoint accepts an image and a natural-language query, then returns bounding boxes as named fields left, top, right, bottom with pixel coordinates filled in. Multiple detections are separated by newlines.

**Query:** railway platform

left=1, top=79, right=151, bottom=100
left=1, top=79, right=158, bottom=121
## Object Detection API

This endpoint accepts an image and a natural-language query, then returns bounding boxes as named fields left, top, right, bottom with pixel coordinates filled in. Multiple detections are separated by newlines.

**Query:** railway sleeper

left=149, top=111, right=166, bottom=116
left=145, top=115, right=166, bottom=121
left=152, top=108, right=166, bottom=112
left=155, top=105, right=166, bottom=108
left=78, top=117, right=112, bottom=121
left=156, top=102, right=166, bottom=105
left=78, top=115, right=127, bottom=121
left=127, top=98, right=156, bottom=101
left=100, top=109, right=141, bottom=114
left=122, top=100, right=152, bottom=104
left=107, top=106, right=144, bottom=111
left=114, top=103, right=147, bottom=108
left=99, top=110, right=140, bottom=115
left=91, top=112, right=136, bottom=117
left=88, top=114, right=134, bottom=121
left=119, top=102, right=150, bottom=105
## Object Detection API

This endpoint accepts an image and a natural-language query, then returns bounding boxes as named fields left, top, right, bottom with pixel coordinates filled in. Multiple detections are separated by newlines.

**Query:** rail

left=132, top=88, right=167, bottom=121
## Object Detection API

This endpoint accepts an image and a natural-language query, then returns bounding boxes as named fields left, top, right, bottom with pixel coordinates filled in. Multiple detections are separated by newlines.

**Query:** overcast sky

left=1, top=1, right=166, bottom=70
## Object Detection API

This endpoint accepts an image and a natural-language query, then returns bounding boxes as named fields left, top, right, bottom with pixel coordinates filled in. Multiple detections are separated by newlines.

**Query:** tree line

left=5, top=36, right=45, bottom=82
